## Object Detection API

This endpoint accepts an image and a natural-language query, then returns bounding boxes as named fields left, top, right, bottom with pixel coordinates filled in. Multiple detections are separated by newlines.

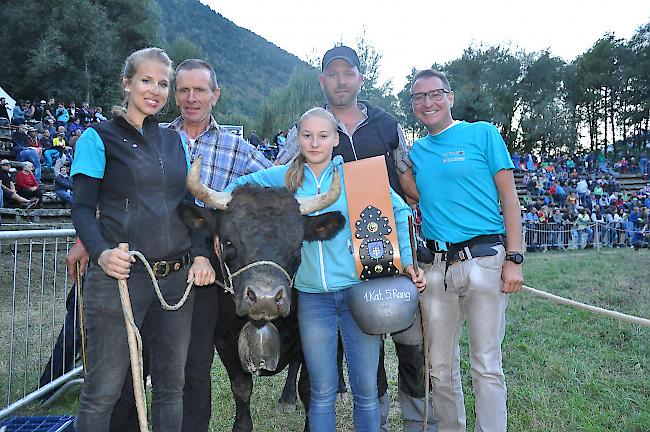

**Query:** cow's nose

left=245, top=285, right=289, bottom=319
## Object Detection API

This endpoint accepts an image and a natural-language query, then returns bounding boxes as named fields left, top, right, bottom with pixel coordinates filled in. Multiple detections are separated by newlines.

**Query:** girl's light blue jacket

left=225, top=156, right=413, bottom=294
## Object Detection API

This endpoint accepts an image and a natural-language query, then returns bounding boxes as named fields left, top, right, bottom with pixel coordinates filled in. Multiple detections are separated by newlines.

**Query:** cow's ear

left=179, top=202, right=220, bottom=232
left=303, top=211, right=346, bottom=242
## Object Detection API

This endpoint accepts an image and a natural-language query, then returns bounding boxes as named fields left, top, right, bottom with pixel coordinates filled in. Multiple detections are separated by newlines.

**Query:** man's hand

left=404, top=264, right=426, bottom=293
left=187, top=256, right=216, bottom=286
left=501, top=260, right=523, bottom=293
left=98, top=248, right=134, bottom=280
left=66, top=241, right=89, bottom=280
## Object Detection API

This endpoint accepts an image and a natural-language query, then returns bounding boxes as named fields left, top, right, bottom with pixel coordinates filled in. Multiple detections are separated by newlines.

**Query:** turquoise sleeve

left=224, top=166, right=288, bottom=192
left=390, top=188, right=414, bottom=267
left=485, top=124, right=515, bottom=177
left=71, top=128, right=105, bottom=179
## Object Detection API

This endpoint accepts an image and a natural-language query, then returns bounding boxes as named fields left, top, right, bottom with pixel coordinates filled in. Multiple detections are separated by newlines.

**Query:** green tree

left=396, top=68, right=425, bottom=141
left=355, top=31, right=398, bottom=113
left=444, top=45, right=521, bottom=148
left=517, top=51, right=573, bottom=155
left=256, top=67, right=322, bottom=139
left=624, top=22, right=650, bottom=151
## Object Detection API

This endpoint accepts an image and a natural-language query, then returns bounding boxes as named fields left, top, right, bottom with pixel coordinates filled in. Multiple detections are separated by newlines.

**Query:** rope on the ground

left=522, top=285, right=650, bottom=328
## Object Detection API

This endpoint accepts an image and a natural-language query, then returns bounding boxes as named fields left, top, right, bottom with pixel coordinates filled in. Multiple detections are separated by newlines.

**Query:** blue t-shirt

left=409, top=121, right=514, bottom=244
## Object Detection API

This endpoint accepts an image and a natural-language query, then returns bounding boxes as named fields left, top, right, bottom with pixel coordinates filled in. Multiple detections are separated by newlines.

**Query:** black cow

left=182, top=158, right=345, bottom=432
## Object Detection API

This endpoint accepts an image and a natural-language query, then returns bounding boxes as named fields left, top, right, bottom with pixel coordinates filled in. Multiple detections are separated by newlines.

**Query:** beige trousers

left=421, top=245, right=508, bottom=432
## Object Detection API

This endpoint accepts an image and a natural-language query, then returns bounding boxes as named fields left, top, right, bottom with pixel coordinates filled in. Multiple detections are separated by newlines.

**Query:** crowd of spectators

left=515, top=152, right=650, bottom=251
left=1, top=97, right=106, bottom=210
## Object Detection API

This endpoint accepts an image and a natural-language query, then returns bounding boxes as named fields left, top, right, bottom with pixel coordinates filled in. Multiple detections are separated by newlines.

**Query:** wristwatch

left=505, top=251, right=524, bottom=264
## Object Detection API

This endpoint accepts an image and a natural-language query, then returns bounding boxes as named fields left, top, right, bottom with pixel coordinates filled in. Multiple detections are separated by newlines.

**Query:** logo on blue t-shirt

left=442, top=150, right=465, bottom=163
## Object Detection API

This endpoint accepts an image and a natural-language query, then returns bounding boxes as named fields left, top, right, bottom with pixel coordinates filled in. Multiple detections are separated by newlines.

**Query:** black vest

left=92, top=116, right=191, bottom=260
left=332, top=102, right=405, bottom=199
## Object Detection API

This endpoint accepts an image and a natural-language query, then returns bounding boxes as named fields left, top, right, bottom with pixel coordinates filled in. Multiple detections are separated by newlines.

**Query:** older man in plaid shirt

left=163, top=59, right=271, bottom=431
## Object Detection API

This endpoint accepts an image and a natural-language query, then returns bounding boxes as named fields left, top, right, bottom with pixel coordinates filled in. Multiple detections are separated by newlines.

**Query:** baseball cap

left=57, top=131, right=65, bottom=136
left=321, top=46, right=361, bottom=71
left=1, top=159, right=10, bottom=165
left=40, top=100, right=46, bottom=104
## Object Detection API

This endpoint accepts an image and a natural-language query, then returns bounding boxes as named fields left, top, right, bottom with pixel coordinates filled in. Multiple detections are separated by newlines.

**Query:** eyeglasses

left=410, top=89, right=450, bottom=105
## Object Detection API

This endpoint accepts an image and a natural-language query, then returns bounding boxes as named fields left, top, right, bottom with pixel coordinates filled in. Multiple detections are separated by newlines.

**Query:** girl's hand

left=404, top=265, right=426, bottom=293
left=98, top=247, right=135, bottom=280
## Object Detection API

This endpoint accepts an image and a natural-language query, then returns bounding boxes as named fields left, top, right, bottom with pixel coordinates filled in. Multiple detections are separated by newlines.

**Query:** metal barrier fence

left=523, top=221, right=643, bottom=251
left=0, top=229, right=82, bottom=419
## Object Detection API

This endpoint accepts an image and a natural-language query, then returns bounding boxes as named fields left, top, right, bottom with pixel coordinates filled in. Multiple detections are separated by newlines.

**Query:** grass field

left=2, top=248, right=649, bottom=431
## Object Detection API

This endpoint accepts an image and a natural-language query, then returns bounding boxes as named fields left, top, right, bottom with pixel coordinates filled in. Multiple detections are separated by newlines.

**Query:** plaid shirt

left=275, top=103, right=412, bottom=174
left=165, top=116, right=272, bottom=193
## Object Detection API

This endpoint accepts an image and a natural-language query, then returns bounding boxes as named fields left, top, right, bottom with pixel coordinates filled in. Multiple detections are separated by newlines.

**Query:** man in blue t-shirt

left=401, top=69, right=523, bottom=432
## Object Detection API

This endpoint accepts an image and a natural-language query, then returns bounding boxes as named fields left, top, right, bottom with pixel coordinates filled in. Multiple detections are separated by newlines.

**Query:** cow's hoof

left=276, top=401, right=296, bottom=413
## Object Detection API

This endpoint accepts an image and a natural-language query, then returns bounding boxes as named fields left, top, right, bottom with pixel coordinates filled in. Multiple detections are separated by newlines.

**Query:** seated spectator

left=68, top=117, right=84, bottom=136
left=55, top=103, right=70, bottom=127
left=43, top=130, right=63, bottom=171
left=79, top=102, right=94, bottom=125
left=94, top=106, right=107, bottom=122
left=67, top=101, right=77, bottom=123
left=39, top=128, right=53, bottom=149
left=54, top=165, right=73, bottom=205
left=11, top=100, right=26, bottom=125
left=575, top=208, right=594, bottom=247
left=566, top=191, right=579, bottom=211
left=0, top=159, right=35, bottom=208
left=43, top=118, right=57, bottom=136
left=15, top=162, right=42, bottom=207
left=11, top=124, right=42, bottom=182
left=26, top=127, right=43, bottom=158
left=0, top=97, right=10, bottom=126
left=524, top=206, right=539, bottom=223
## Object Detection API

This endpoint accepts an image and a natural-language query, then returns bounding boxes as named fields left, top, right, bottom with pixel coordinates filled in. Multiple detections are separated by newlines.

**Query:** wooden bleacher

left=514, top=170, right=647, bottom=207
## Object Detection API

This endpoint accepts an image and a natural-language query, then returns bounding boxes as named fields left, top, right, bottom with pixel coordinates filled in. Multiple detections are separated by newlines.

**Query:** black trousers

left=377, top=341, right=426, bottom=399
left=111, top=276, right=221, bottom=432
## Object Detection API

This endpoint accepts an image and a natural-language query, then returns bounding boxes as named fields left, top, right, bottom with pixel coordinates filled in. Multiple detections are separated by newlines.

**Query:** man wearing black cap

left=276, top=45, right=434, bottom=432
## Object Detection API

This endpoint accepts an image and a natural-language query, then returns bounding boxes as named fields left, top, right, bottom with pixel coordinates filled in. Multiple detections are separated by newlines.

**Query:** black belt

left=426, top=234, right=503, bottom=265
left=425, top=234, right=504, bottom=291
left=139, top=252, right=192, bottom=278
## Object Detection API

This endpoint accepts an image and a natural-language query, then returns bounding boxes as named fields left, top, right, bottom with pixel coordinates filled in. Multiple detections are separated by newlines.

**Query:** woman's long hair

left=112, top=47, right=174, bottom=121
left=285, top=107, right=338, bottom=192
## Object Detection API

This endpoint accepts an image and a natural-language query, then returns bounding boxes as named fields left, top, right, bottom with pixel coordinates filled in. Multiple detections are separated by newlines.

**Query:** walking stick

left=76, top=262, right=87, bottom=373
left=409, top=216, right=430, bottom=431
left=117, top=243, right=148, bottom=432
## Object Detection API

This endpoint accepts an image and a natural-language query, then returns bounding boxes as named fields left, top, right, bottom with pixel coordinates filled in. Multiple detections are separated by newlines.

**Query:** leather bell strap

left=342, top=156, right=402, bottom=280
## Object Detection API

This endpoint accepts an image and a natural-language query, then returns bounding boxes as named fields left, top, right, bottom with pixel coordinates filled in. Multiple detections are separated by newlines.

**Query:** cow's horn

left=297, top=167, right=342, bottom=215
left=187, top=156, right=232, bottom=210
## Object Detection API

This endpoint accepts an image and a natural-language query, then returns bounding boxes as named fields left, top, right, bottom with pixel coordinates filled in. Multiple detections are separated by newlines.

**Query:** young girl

left=225, top=107, right=425, bottom=431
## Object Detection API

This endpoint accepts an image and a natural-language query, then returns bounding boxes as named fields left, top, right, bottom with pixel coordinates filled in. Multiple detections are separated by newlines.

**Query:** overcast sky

left=203, top=0, right=649, bottom=92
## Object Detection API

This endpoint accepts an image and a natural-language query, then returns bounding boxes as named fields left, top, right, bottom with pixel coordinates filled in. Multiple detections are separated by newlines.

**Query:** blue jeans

left=298, top=289, right=381, bottom=432
left=55, top=189, right=73, bottom=204
left=17, top=149, right=42, bottom=182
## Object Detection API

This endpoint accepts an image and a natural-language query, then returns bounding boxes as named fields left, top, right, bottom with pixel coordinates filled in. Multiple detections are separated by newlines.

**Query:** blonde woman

left=71, top=47, right=214, bottom=431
